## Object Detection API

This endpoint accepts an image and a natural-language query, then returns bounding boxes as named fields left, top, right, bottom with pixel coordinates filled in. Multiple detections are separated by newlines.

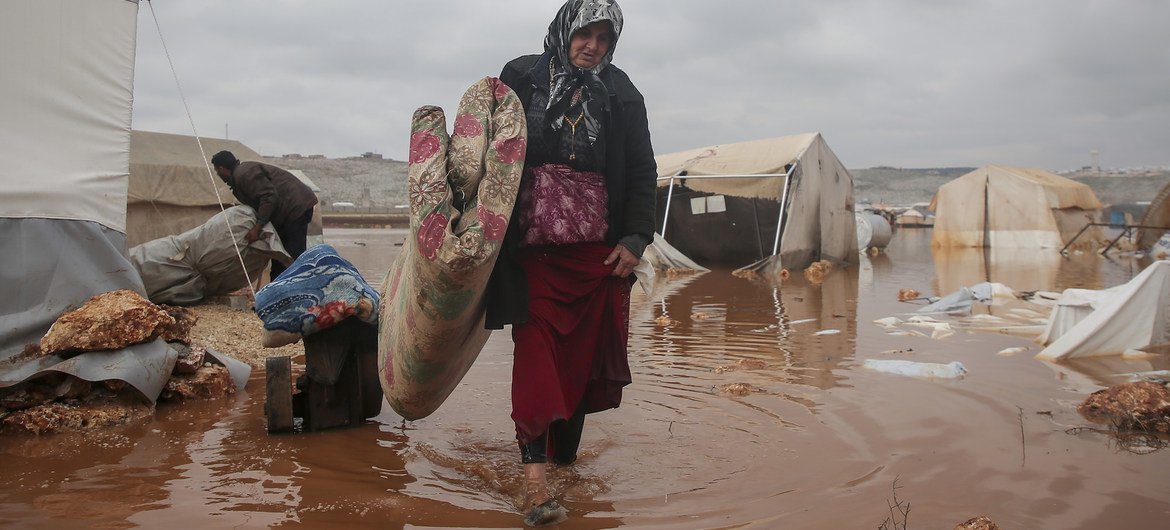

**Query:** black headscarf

left=543, top=0, right=624, bottom=144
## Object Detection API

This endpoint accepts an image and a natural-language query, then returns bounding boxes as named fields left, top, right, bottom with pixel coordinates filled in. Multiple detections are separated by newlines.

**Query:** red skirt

left=511, top=242, right=632, bottom=443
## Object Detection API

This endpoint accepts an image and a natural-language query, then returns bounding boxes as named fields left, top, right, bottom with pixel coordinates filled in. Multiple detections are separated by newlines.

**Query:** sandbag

left=378, top=77, right=526, bottom=419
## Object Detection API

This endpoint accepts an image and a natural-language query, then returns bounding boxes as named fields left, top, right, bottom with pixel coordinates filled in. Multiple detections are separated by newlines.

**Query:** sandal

left=523, top=499, right=568, bottom=527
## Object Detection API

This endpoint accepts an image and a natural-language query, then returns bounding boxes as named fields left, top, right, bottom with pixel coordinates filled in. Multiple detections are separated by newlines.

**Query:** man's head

left=211, top=150, right=239, bottom=180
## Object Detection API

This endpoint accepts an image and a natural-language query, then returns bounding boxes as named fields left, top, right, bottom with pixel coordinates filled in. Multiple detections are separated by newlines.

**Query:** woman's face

left=568, top=20, right=614, bottom=69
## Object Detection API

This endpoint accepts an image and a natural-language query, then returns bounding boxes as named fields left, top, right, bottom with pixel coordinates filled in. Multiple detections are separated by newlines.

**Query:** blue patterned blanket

left=254, top=245, right=380, bottom=347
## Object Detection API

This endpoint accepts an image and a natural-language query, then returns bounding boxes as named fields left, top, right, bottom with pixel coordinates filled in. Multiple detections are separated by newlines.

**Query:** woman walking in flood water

left=485, top=0, right=657, bottom=525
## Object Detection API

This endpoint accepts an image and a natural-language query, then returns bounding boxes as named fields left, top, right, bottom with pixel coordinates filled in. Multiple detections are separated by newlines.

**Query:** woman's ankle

left=523, top=463, right=551, bottom=508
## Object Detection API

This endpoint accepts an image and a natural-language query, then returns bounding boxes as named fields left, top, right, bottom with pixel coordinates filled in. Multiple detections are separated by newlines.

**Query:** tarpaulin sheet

left=129, top=205, right=290, bottom=305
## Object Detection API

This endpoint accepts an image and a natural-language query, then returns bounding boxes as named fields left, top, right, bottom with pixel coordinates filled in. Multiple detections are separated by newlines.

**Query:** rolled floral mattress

left=378, top=77, right=526, bottom=420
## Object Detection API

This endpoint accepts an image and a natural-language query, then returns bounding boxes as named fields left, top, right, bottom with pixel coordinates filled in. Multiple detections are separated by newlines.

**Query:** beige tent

left=1136, top=179, right=1170, bottom=250
left=127, top=131, right=260, bottom=246
left=930, top=165, right=1102, bottom=249
left=655, top=133, right=857, bottom=270
left=127, top=131, right=323, bottom=248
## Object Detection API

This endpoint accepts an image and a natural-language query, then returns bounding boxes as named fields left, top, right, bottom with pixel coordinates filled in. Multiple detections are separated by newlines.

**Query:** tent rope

left=146, top=0, right=257, bottom=298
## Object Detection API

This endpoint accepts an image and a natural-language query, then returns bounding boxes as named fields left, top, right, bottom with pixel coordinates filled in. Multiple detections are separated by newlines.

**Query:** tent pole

left=661, top=175, right=676, bottom=237
left=770, top=166, right=795, bottom=255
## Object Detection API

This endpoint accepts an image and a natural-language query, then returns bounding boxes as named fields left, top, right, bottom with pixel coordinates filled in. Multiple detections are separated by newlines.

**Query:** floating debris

left=1077, top=381, right=1170, bottom=433
left=654, top=315, right=680, bottom=326
left=955, top=515, right=1001, bottom=530
left=713, top=359, right=768, bottom=374
left=863, top=359, right=968, bottom=379
left=731, top=268, right=758, bottom=280
left=814, top=329, right=841, bottom=336
left=691, top=312, right=715, bottom=320
left=897, top=288, right=920, bottom=301
left=997, top=347, right=1028, bottom=357
left=719, top=382, right=764, bottom=396
left=803, top=260, right=833, bottom=285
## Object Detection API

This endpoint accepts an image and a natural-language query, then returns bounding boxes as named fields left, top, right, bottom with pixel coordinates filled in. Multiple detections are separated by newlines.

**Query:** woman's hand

left=604, top=244, right=639, bottom=278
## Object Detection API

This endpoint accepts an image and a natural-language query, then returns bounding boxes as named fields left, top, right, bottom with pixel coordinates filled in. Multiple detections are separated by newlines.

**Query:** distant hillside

left=265, top=156, right=408, bottom=211
left=851, top=167, right=974, bottom=205
left=853, top=167, right=1169, bottom=207
left=264, top=156, right=1169, bottom=212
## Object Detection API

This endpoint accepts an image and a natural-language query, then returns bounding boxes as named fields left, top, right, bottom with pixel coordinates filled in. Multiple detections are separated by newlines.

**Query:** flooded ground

left=1, top=227, right=1167, bottom=529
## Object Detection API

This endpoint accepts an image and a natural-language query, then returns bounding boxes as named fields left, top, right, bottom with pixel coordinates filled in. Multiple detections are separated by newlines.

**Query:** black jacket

left=484, top=53, right=658, bottom=329
left=226, top=161, right=318, bottom=227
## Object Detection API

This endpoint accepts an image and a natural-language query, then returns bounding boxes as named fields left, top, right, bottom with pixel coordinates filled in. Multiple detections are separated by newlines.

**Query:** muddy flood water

left=2, top=227, right=1168, bottom=529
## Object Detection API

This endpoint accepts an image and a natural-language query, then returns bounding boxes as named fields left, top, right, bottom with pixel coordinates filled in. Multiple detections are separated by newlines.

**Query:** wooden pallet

left=265, top=318, right=382, bottom=433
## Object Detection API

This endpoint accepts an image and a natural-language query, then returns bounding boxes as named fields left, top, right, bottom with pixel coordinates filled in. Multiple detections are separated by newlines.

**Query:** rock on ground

left=39, top=289, right=175, bottom=356
left=159, top=364, right=235, bottom=402
left=0, top=394, right=151, bottom=435
left=158, top=305, right=198, bottom=344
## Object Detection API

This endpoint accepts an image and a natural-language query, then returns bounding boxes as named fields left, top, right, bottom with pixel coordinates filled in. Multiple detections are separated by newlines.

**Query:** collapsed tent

left=930, top=165, right=1103, bottom=248
left=1135, top=179, right=1170, bottom=251
left=654, top=133, right=858, bottom=270
left=0, top=0, right=179, bottom=401
left=1036, top=260, right=1170, bottom=361
left=127, top=130, right=324, bottom=248
left=129, top=206, right=291, bottom=305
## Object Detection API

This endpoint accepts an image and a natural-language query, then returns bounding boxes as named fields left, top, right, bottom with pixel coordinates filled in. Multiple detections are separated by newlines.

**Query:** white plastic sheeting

left=1035, top=287, right=1120, bottom=345
left=1036, top=260, right=1170, bottom=361
left=916, top=282, right=1017, bottom=314
left=862, top=359, right=968, bottom=379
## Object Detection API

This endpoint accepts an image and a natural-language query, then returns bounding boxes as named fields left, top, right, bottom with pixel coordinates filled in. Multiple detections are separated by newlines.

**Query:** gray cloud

left=131, top=0, right=1170, bottom=170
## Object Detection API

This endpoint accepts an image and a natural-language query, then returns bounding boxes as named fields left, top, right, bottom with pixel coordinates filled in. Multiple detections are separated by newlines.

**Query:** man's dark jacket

left=484, top=53, right=658, bottom=329
left=226, top=161, right=318, bottom=227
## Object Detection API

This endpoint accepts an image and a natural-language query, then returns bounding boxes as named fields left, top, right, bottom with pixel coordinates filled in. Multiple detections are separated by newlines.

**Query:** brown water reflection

left=1, top=227, right=1167, bottom=528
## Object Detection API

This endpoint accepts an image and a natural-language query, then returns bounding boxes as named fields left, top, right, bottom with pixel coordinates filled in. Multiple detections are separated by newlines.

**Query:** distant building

left=361, top=151, right=383, bottom=159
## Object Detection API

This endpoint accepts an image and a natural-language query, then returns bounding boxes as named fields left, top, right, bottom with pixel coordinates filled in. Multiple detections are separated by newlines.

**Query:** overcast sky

left=131, top=0, right=1170, bottom=170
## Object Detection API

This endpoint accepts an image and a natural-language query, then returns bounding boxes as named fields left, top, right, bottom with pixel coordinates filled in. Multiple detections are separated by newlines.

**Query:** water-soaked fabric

left=517, top=163, right=608, bottom=247
left=511, top=242, right=632, bottom=444
left=378, top=77, right=527, bottom=420
left=254, top=244, right=379, bottom=347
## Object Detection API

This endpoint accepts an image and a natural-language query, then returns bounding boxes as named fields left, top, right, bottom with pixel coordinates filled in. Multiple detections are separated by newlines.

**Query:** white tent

left=1036, top=260, right=1170, bottom=361
left=930, top=165, right=1102, bottom=249
left=655, top=133, right=858, bottom=270
left=0, top=0, right=178, bottom=401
